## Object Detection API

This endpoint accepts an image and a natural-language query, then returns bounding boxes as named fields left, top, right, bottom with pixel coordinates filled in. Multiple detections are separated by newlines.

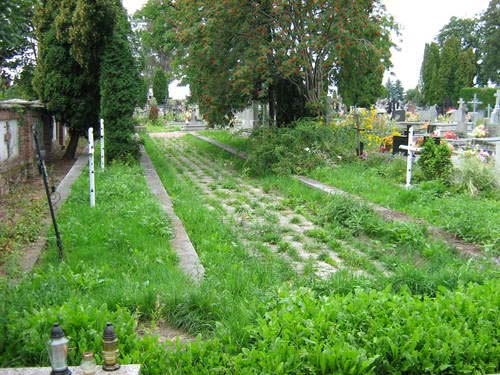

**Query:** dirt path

left=152, top=134, right=389, bottom=279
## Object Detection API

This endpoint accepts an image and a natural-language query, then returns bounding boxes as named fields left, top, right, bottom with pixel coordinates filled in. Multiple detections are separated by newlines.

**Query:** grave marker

left=399, top=126, right=422, bottom=188
left=468, top=94, right=482, bottom=125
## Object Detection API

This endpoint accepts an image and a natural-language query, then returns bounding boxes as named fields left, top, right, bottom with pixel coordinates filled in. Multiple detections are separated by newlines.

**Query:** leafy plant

left=453, top=155, right=498, bottom=196
left=417, top=139, right=453, bottom=182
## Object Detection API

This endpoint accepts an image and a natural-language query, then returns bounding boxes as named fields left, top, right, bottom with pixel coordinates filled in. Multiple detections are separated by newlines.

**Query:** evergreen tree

left=33, top=0, right=116, bottom=159
left=436, top=36, right=461, bottom=107
left=480, top=0, right=500, bottom=84
left=456, top=48, right=476, bottom=95
left=100, top=3, right=141, bottom=161
left=420, top=42, right=440, bottom=104
left=152, top=68, right=168, bottom=104
left=394, top=80, right=404, bottom=102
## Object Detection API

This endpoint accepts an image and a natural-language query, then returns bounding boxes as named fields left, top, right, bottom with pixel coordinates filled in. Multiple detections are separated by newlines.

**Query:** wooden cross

left=399, top=126, right=422, bottom=188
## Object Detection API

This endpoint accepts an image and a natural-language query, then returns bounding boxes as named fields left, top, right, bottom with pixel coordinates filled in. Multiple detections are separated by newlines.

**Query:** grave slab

left=0, top=365, right=140, bottom=375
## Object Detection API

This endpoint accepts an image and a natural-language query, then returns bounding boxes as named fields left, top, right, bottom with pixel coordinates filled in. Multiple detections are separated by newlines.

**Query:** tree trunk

left=63, top=128, right=80, bottom=160
left=268, top=83, right=276, bottom=127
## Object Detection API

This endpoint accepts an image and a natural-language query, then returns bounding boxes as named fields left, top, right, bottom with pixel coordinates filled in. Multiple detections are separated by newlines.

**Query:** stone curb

left=140, top=146, right=205, bottom=283
left=192, top=134, right=484, bottom=258
left=20, top=154, right=88, bottom=273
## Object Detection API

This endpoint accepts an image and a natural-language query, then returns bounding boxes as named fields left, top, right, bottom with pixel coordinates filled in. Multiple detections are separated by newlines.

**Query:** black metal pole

left=33, top=129, right=64, bottom=260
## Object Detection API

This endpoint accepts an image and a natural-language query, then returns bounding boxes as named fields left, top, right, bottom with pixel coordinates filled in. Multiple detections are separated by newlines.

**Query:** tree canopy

left=137, top=0, right=395, bottom=125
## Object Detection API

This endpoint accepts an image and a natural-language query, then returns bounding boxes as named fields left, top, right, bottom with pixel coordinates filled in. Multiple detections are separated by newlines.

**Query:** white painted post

left=88, top=127, right=95, bottom=207
left=100, top=118, right=105, bottom=170
left=496, top=142, right=500, bottom=176
left=405, top=126, right=415, bottom=189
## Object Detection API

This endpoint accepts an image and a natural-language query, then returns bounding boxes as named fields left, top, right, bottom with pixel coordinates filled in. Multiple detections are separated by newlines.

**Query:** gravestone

left=392, top=109, right=406, bottom=122
left=456, top=98, right=467, bottom=135
left=429, top=105, right=438, bottom=122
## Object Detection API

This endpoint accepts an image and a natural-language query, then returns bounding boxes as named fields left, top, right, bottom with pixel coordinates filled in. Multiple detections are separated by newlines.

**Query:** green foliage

left=453, top=155, right=498, bottom=197
left=418, top=139, right=452, bottom=182
left=152, top=68, right=168, bottom=104
left=100, top=5, right=141, bottom=162
left=480, top=0, right=500, bottom=84
left=459, top=87, right=496, bottom=109
left=235, top=283, right=499, bottom=375
left=245, top=120, right=356, bottom=175
left=33, top=0, right=118, bottom=159
left=0, top=0, right=36, bottom=84
left=420, top=42, right=441, bottom=105
left=142, top=0, right=395, bottom=123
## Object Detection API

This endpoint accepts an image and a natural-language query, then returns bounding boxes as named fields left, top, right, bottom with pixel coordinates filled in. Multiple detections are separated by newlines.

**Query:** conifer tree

left=100, top=3, right=141, bottom=161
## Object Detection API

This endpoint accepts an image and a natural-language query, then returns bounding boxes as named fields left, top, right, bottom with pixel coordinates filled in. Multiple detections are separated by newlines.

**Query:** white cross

left=399, top=126, right=422, bottom=188
left=458, top=98, right=465, bottom=109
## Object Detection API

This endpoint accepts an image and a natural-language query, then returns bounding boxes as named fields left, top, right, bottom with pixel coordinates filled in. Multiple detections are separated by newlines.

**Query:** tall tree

left=420, top=42, right=440, bottom=104
left=0, top=0, right=37, bottom=90
left=144, top=0, right=395, bottom=124
left=33, top=0, right=117, bottom=159
left=100, top=3, right=141, bottom=161
left=480, top=0, right=500, bottom=84
left=436, top=36, right=461, bottom=107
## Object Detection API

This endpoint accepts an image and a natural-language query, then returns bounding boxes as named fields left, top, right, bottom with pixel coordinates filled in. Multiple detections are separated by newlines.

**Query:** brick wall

left=0, top=107, right=54, bottom=195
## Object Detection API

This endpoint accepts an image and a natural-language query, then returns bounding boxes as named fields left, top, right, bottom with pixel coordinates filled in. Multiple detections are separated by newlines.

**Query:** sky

left=123, top=0, right=491, bottom=98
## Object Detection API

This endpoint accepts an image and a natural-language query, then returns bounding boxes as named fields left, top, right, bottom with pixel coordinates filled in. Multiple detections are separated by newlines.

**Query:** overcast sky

left=123, top=0, right=491, bottom=98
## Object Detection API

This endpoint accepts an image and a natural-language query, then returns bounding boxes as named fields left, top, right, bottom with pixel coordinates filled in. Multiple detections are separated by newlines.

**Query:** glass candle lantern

left=80, top=352, right=97, bottom=375
left=47, top=323, right=71, bottom=375
left=102, top=322, right=120, bottom=371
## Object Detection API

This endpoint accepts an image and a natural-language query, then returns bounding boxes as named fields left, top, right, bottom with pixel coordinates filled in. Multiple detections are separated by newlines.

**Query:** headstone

left=429, top=105, right=438, bottom=122
left=392, top=109, right=406, bottom=122
left=490, top=88, right=500, bottom=124
left=418, top=109, right=431, bottom=122
left=455, top=98, right=467, bottom=134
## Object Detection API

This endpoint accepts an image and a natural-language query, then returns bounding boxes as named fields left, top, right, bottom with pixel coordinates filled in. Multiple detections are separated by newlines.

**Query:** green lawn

left=1, top=136, right=498, bottom=375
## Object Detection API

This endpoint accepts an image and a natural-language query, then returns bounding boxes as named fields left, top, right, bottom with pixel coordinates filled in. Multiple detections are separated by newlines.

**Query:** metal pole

left=100, top=118, right=105, bottom=170
left=33, top=129, right=64, bottom=260
left=88, top=127, right=95, bottom=207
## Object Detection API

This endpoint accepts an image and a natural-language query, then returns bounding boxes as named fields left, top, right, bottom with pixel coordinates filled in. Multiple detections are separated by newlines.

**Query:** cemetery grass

left=141, top=134, right=499, bottom=374
left=200, top=130, right=499, bottom=252
left=161, top=135, right=498, bottom=296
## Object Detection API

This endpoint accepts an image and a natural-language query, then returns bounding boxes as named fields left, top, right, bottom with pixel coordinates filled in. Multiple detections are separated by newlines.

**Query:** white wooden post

left=496, top=142, right=500, bottom=176
left=88, top=127, right=95, bottom=207
left=100, top=118, right=105, bottom=170
left=405, top=126, right=415, bottom=189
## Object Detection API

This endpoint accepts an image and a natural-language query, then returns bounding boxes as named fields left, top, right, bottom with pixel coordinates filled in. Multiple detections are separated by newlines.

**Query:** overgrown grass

left=198, top=130, right=250, bottom=152
left=200, top=129, right=499, bottom=250
left=184, top=135, right=497, bottom=295
left=0, top=162, right=191, bottom=367
left=310, top=163, right=500, bottom=250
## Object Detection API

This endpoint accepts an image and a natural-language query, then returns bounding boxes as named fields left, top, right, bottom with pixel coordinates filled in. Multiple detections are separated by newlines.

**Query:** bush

left=417, top=139, right=452, bottom=182
left=453, top=155, right=498, bottom=197
left=245, top=120, right=356, bottom=175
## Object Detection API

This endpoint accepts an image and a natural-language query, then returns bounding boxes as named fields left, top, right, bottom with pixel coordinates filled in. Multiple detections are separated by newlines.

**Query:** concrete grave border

left=140, top=146, right=205, bottom=282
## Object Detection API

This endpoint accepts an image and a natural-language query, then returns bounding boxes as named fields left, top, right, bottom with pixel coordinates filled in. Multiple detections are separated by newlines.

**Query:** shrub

left=417, top=139, right=452, bottom=182
left=245, top=120, right=356, bottom=175
left=453, top=155, right=498, bottom=197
